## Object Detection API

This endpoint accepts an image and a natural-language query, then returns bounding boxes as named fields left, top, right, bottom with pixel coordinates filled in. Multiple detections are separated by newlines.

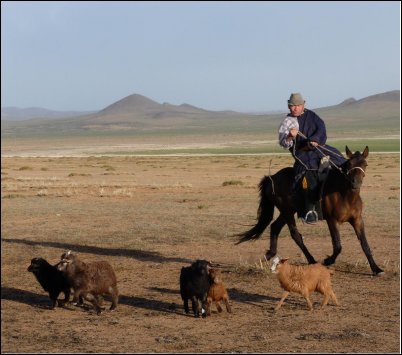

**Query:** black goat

left=27, top=257, right=71, bottom=309
left=179, top=259, right=211, bottom=318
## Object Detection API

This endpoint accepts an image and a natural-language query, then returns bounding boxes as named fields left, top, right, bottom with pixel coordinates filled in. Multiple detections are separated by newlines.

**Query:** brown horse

left=236, top=146, right=384, bottom=275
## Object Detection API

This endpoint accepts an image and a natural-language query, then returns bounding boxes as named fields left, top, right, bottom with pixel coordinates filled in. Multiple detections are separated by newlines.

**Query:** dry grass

left=1, top=153, right=400, bottom=353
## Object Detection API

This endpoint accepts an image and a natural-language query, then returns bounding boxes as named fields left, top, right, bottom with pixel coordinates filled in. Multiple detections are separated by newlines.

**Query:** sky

left=1, top=1, right=400, bottom=112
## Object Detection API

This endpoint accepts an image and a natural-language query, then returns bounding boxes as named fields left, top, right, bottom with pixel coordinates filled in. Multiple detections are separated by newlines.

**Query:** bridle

left=346, top=166, right=366, bottom=177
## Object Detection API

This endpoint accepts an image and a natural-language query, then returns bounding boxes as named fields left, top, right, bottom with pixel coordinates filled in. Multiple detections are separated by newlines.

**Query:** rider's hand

left=308, top=140, right=319, bottom=148
left=289, top=128, right=298, bottom=138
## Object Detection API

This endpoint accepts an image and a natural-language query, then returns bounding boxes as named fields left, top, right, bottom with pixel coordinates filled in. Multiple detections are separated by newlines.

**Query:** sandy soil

left=1, top=153, right=400, bottom=353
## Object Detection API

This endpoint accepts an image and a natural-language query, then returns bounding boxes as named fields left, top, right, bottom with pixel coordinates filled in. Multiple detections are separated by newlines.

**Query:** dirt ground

left=1, top=153, right=400, bottom=353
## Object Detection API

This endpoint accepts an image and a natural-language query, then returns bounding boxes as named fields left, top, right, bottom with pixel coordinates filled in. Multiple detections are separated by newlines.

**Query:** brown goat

left=206, top=268, right=232, bottom=316
left=57, top=251, right=119, bottom=315
left=271, top=257, right=339, bottom=311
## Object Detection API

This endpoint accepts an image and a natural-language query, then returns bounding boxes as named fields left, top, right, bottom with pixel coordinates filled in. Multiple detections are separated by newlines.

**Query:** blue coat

left=290, top=109, right=346, bottom=175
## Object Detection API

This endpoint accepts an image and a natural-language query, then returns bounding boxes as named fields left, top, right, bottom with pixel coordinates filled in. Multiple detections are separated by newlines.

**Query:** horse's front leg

left=287, top=215, right=316, bottom=264
left=324, top=219, right=342, bottom=266
left=351, top=217, right=383, bottom=275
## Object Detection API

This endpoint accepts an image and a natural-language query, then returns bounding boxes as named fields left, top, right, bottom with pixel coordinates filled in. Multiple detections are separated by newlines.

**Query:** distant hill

left=1, top=90, right=399, bottom=138
left=318, top=90, right=399, bottom=109
left=94, top=93, right=213, bottom=122
left=314, top=90, right=400, bottom=134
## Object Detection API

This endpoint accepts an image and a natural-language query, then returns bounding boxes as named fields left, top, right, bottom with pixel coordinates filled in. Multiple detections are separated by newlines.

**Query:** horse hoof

left=265, top=251, right=274, bottom=261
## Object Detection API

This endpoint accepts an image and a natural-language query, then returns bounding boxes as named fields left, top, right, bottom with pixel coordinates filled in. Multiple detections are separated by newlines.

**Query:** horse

left=236, top=146, right=384, bottom=276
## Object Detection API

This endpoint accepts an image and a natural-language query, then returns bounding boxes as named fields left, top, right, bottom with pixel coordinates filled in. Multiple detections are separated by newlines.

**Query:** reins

left=294, top=131, right=344, bottom=173
left=296, top=131, right=368, bottom=183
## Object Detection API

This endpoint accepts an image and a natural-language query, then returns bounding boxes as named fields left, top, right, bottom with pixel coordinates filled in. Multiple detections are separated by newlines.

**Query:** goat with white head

left=271, top=257, right=339, bottom=311
left=57, top=250, right=118, bottom=315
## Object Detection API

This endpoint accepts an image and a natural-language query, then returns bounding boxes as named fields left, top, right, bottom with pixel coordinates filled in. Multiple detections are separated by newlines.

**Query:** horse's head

left=343, top=146, right=369, bottom=191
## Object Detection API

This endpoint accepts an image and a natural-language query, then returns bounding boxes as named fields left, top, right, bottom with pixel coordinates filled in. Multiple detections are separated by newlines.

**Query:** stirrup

left=301, top=210, right=318, bottom=225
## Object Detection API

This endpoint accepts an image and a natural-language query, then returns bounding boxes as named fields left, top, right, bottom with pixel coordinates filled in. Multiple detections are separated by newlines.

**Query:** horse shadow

left=1, top=237, right=192, bottom=264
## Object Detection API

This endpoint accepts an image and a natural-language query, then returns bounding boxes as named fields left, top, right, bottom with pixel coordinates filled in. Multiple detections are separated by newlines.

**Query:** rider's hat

left=288, top=93, right=305, bottom=106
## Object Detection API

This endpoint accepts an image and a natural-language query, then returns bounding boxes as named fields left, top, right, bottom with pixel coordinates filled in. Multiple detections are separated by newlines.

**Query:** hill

left=314, top=90, right=400, bottom=135
left=1, top=90, right=399, bottom=139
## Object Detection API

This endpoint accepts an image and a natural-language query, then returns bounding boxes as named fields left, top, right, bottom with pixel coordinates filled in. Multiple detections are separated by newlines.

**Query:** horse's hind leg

left=265, top=214, right=286, bottom=260
left=287, top=216, right=316, bottom=264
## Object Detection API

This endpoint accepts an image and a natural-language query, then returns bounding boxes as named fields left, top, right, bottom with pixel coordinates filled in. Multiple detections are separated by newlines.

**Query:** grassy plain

left=1, top=131, right=399, bottom=158
left=1, top=151, right=400, bottom=353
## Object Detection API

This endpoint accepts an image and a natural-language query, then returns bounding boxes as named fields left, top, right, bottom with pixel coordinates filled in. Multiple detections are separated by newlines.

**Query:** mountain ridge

left=2, top=90, right=399, bottom=121
left=1, top=90, right=399, bottom=139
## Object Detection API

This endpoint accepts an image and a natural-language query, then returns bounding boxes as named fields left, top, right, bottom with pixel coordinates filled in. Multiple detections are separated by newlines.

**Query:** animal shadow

left=1, top=286, right=61, bottom=310
left=118, top=294, right=188, bottom=317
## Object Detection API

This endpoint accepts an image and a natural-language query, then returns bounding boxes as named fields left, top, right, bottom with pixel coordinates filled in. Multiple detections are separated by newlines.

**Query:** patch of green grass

left=91, top=138, right=399, bottom=156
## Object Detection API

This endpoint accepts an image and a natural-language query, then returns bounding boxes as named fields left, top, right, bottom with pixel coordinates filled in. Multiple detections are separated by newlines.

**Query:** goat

left=271, top=257, right=339, bottom=311
left=180, top=259, right=211, bottom=318
left=206, top=268, right=232, bottom=316
left=27, top=257, right=71, bottom=309
left=57, top=251, right=119, bottom=315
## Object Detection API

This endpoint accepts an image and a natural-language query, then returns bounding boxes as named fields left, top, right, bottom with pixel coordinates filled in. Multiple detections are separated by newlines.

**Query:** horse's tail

left=235, top=176, right=275, bottom=244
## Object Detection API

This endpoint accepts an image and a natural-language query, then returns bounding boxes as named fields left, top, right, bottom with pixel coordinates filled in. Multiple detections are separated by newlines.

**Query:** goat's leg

left=224, top=297, right=232, bottom=313
left=109, top=286, right=118, bottom=311
left=191, top=296, right=199, bottom=317
left=274, top=291, right=289, bottom=311
left=183, top=298, right=190, bottom=314
left=72, top=289, right=83, bottom=306
left=304, top=297, right=313, bottom=311
left=320, top=290, right=340, bottom=308
left=215, top=301, right=223, bottom=313
left=49, top=292, right=58, bottom=309
left=320, top=293, right=331, bottom=308
left=85, top=293, right=102, bottom=315
left=206, top=297, right=212, bottom=316
left=330, top=290, right=340, bottom=306
left=62, top=288, right=71, bottom=304
left=201, top=296, right=208, bottom=318
left=301, top=292, right=314, bottom=311
left=57, top=289, right=71, bottom=307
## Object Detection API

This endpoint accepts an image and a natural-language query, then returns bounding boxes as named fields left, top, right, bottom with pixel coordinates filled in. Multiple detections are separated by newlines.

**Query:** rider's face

left=288, top=104, right=304, bottom=117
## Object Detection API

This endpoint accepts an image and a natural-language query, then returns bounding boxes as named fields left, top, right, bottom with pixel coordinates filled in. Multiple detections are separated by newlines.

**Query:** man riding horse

left=278, top=93, right=346, bottom=224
